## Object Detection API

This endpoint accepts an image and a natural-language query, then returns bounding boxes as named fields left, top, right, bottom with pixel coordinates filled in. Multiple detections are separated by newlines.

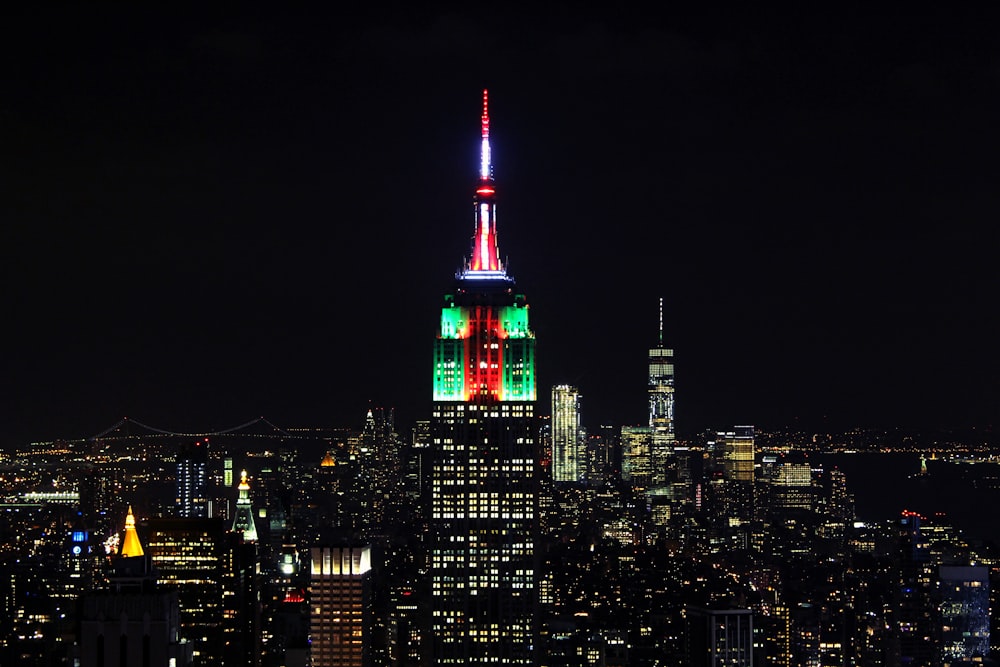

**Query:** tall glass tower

left=648, top=298, right=675, bottom=485
left=430, top=89, right=537, bottom=665
left=551, top=384, right=584, bottom=483
left=176, top=439, right=208, bottom=518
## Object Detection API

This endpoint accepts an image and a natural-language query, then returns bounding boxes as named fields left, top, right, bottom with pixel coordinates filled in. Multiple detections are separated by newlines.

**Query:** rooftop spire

left=659, top=297, right=664, bottom=345
left=480, top=88, right=491, bottom=181
left=467, top=89, right=504, bottom=276
left=120, top=505, right=144, bottom=557
left=232, top=470, right=258, bottom=543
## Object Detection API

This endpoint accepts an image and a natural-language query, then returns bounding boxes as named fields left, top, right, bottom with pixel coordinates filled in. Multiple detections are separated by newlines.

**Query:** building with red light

left=429, top=90, right=538, bottom=665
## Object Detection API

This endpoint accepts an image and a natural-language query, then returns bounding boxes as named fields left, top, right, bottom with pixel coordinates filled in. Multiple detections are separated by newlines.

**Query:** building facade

left=685, top=606, right=754, bottom=667
left=429, top=89, right=538, bottom=665
left=175, top=439, right=208, bottom=518
left=939, top=564, right=990, bottom=664
left=551, top=384, right=584, bottom=483
left=648, top=298, right=675, bottom=486
left=721, top=426, right=755, bottom=483
left=309, top=545, right=373, bottom=667
left=77, top=510, right=193, bottom=667
left=621, top=426, right=652, bottom=489
left=142, top=517, right=258, bottom=666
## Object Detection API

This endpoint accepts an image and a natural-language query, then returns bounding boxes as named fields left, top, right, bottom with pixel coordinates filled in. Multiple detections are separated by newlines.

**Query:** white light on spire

left=481, top=137, right=491, bottom=180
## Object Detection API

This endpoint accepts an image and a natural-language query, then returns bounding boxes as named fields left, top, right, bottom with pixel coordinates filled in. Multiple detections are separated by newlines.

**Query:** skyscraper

left=430, top=89, right=537, bottom=665
left=176, top=439, right=208, bottom=518
left=685, top=606, right=754, bottom=667
left=721, top=426, right=755, bottom=483
left=648, top=298, right=675, bottom=486
left=143, top=518, right=226, bottom=664
left=896, top=510, right=936, bottom=666
left=551, top=384, right=584, bottom=483
left=77, top=510, right=193, bottom=667
left=620, top=425, right=652, bottom=489
left=309, top=545, right=373, bottom=667
left=938, top=565, right=990, bottom=663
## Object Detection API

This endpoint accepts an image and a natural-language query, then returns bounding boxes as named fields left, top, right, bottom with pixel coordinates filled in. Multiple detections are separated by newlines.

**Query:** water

left=814, top=452, right=1000, bottom=544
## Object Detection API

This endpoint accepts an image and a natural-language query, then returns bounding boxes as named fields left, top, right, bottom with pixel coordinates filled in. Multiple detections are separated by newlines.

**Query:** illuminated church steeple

left=231, top=470, right=258, bottom=543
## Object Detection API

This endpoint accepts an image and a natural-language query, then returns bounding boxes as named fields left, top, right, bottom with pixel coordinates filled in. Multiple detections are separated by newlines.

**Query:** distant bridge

left=83, top=416, right=330, bottom=444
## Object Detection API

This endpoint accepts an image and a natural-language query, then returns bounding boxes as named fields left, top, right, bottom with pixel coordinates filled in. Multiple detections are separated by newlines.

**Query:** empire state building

left=430, top=90, right=538, bottom=664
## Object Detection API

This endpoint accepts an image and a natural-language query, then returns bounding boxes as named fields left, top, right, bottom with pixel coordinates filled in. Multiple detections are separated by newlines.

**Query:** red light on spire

left=481, top=89, right=490, bottom=140
left=479, top=89, right=492, bottom=182
left=469, top=89, right=501, bottom=274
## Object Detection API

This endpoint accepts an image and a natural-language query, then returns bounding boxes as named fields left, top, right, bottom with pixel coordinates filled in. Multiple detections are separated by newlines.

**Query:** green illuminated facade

left=430, top=90, right=539, bottom=665
left=432, top=294, right=536, bottom=402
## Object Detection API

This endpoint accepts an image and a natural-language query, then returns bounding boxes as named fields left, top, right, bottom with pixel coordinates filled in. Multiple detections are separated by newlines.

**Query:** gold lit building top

left=120, top=505, right=145, bottom=557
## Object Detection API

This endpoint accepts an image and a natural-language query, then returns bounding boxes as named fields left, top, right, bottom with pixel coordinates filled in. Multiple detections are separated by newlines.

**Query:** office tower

left=365, top=407, right=404, bottom=527
left=392, top=597, right=428, bottom=667
left=620, top=426, right=652, bottom=489
left=586, top=424, right=617, bottom=485
left=648, top=298, right=675, bottom=486
left=78, top=510, right=193, bottom=667
left=225, top=540, right=262, bottom=667
left=405, top=420, right=431, bottom=503
left=720, top=426, right=754, bottom=483
left=685, top=606, right=754, bottom=666
left=231, top=470, right=259, bottom=543
left=790, top=602, right=822, bottom=666
left=708, top=427, right=755, bottom=524
left=551, top=384, right=584, bottom=483
left=66, top=513, right=99, bottom=602
left=896, top=510, right=937, bottom=666
left=429, top=89, right=537, bottom=664
left=176, top=439, right=208, bottom=518
left=223, top=472, right=263, bottom=666
left=758, top=604, right=791, bottom=667
left=768, top=458, right=812, bottom=513
left=938, top=565, right=990, bottom=663
left=816, top=467, right=853, bottom=522
left=310, top=545, right=373, bottom=667
left=143, top=517, right=227, bottom=666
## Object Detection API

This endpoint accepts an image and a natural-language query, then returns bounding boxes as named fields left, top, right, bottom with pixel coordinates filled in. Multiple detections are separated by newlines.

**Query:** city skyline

left=4, top=6, right=999, bottom=446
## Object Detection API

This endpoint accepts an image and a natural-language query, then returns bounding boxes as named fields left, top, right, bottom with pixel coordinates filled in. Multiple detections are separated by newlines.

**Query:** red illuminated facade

left=429, top=90, right=538, bottom=665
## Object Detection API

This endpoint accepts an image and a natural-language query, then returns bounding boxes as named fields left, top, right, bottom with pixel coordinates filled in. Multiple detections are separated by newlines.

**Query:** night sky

left=3, top=6, right=998, bottom=446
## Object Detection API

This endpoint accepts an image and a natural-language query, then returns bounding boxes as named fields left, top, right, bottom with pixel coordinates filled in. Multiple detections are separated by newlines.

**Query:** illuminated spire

left=231, top=470, right=258, bottom=543
left=480, top=88, right=491, bottom=181
left=120, top=505, right=144, bottom=557
left=467, top=88, right=504, bottom=276
left=658, top=297, right=664, bottom=345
